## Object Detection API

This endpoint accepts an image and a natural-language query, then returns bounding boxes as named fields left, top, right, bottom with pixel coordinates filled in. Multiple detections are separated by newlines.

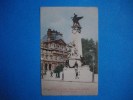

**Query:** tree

left=82, top=38, right=98, bottom=74
left=54, top=64, right=64, bottom=78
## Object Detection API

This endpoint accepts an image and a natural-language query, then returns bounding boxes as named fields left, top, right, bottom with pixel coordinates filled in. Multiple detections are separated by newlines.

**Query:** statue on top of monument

left=71, top=13, right=83, bottom=28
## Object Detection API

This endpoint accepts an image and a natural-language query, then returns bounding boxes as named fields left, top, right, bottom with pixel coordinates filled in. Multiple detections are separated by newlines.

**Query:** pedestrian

left=44, top=70, right=47, bottom=75
left=62, top=72, right=64, bottom=80
left=76, top=71, right=77, bottom=79
left=75, top=69, right=79, bottom=79
left=50, top=71, right=53, bottom=77
left=74, top=61, right=78, bottom=68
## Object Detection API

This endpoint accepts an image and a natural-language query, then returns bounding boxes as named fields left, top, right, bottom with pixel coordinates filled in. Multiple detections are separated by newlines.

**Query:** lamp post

left=92, top=54, right=95, bottom=83
left=84, top=50, right=95, bottom=82
left=88, top=50, right=95, bottom=83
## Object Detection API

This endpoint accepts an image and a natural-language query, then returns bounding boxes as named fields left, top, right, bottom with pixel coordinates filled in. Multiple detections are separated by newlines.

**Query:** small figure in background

left=44, top=70, right=47, bottom=75
left=75, top=68, right=79, bottom=79
left=62, top=72, right=64, bottom=80
left=50, top=71, right=53, bottom=77
left=74, top=61, right=78, bottom=68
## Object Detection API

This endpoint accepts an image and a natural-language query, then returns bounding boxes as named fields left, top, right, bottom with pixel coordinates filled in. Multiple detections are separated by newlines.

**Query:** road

left=41, top=79, right=98, bottom=95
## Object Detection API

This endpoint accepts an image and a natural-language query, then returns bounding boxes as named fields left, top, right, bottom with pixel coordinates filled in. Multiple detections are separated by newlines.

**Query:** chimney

left=47, top=29, right=51, bottom=41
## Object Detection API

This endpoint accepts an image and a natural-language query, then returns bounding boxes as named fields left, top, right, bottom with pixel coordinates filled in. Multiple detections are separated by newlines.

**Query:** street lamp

left=89, top=50, right=95, bottom=83
left=84, top=49, right=96, bottom=82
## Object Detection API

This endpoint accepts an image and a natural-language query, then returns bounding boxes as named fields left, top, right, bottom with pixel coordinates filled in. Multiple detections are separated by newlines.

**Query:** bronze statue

left=71, top=13, right=83, bottom=28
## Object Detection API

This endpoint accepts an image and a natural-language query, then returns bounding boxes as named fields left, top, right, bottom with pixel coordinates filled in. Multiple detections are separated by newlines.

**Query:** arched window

left=45, top=63, right=47, bottom=70
left=49, top=64, right=51, bottom=70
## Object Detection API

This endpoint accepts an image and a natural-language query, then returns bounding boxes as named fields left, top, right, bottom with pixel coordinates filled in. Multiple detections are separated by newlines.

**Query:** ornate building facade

left=41, top=29, right=68, bottom=72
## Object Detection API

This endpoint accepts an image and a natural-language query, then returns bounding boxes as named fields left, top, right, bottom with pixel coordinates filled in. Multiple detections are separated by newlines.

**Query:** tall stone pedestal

left=68, top=26, right=83, bottom=67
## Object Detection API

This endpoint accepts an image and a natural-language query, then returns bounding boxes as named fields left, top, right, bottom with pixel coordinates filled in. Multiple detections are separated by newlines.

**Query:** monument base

left=64, top=65, right=93, bottom=82
left=68, top=59, right=82, bottom=68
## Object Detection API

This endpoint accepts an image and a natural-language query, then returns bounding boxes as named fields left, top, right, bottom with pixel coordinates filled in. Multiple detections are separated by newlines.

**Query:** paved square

left=42, top=80, right=98, bottom=95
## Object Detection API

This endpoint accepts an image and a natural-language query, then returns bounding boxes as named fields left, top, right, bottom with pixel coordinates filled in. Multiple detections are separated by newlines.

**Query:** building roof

left=42, top=29, right=66, bottom=44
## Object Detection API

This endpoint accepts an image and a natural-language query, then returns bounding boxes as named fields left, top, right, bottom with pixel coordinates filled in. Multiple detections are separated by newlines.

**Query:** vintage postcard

left=40, top=7, right=98, bottom=95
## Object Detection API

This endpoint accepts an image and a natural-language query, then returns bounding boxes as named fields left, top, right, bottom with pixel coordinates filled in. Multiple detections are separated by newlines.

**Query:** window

left=45, top=64, right=47, bottom=70
left=49, top=64, right=51, bottom=70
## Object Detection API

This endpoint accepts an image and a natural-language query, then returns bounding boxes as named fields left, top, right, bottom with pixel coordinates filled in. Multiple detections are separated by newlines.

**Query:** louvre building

left=41, top=29, right=68, bottom=72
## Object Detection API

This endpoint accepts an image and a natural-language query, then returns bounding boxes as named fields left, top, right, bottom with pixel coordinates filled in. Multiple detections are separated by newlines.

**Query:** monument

left=67, top=13, right=84, bottom=68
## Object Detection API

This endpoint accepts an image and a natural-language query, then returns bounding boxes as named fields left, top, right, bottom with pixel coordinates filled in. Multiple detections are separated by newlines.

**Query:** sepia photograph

left=40, top=7, right=98, bottom=95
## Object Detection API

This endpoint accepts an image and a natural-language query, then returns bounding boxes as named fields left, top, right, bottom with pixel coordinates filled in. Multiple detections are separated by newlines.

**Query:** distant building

left=41, top=29, right=68, bottom=72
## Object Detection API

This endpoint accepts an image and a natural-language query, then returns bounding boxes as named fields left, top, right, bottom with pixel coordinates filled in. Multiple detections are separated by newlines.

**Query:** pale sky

left=40, top=7, right=98, bottom=43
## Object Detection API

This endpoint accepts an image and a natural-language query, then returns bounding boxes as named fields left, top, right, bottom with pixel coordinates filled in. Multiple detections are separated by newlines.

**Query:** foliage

left=82, top=38, right=98, bottom=74
left=54, top=64, right=64, bottom=73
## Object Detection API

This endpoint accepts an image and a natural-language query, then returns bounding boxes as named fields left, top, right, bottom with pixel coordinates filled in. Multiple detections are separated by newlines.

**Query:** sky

left=40, top=7, right=98, bottom=43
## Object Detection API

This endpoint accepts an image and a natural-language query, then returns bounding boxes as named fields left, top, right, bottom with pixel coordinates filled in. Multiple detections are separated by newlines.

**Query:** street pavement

left=41, top=66, right=98, bottom=95
left=41, top=79, right=98, bottom=95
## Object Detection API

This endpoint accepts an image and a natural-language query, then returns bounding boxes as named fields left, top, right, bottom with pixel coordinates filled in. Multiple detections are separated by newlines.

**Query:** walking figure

left=50, top=71, right=53, bottom=77
left=75, top=68, right=79, bottom=79
left=74, top=61, right=78, bottom=68
left=44, top=70, right=47, bottom=75
left=76, top=71, right=79, bottom=79
left=62, top=72, right=64, bottom=80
